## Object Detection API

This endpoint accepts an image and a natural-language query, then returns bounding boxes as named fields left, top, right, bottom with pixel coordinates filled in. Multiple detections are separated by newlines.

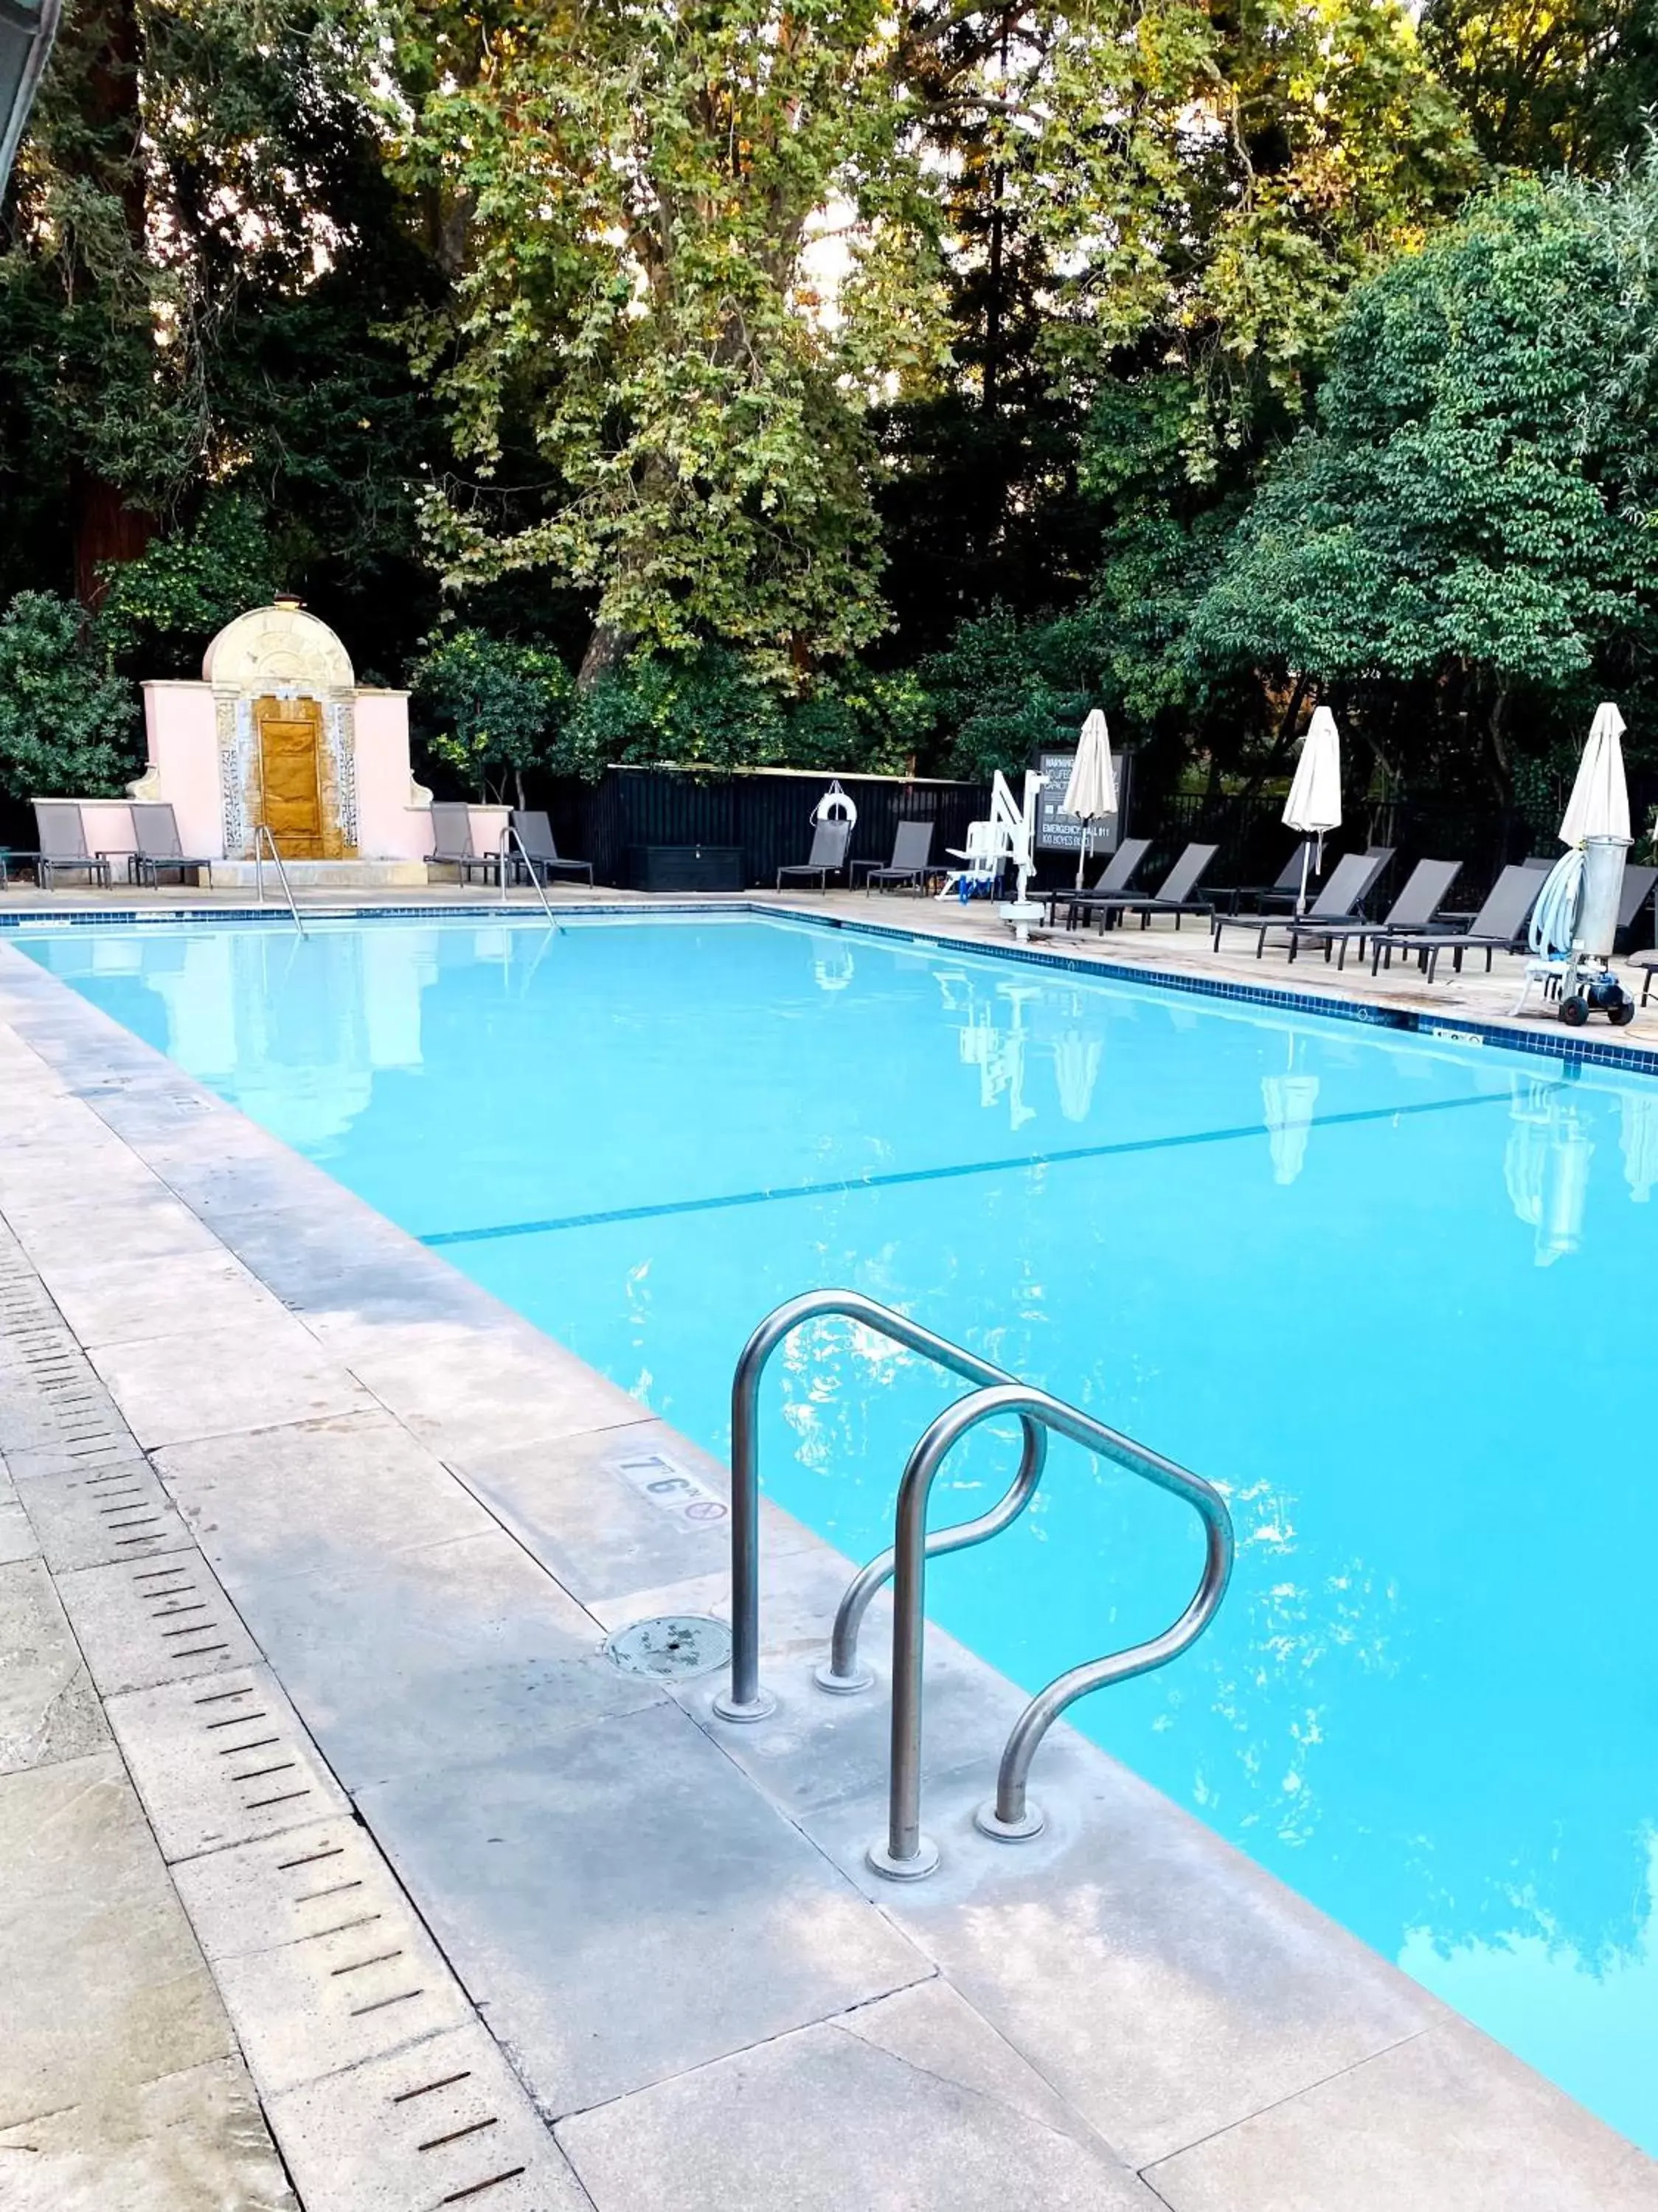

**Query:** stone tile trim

left=0, top=1214, right=588, bottom=2211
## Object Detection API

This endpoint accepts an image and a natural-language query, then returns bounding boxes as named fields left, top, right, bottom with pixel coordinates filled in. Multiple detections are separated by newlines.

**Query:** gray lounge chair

left=510, top=809, right=593, bottom=886
left=1081, top=841, right=1219, bottom=931
left=1283, top=858, right=1461, bottom=970
left=1377, top=863, right=1545, bottom=981
left=123, top=802, right=215, bottom=886
left=777, top=818, right=851, bottom=891
left=1042, top=837, right=1152, bottom=927
left=1209, top=841, right=1319, bottom=917
left=1062, top=832, right=1213, bottom=929
left=1212, top=849, right=1394, bottom=958
left=857, top=819, right=935, bottom=893
left=427, top=801, right=487, bottom=881
left=1616, top=863, right=1657, bottom=938
left=32, top=802, right=111, bottom=890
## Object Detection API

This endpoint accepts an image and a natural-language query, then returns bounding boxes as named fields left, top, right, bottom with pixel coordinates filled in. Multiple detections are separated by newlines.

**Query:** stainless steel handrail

left=253, top=824, right=306, bottom=936
left=497, top=824, right=558, bottom=923
left=714, top=1290, right=1047, bottom=1722
left=870, top=1380, right=1233, bottom=1881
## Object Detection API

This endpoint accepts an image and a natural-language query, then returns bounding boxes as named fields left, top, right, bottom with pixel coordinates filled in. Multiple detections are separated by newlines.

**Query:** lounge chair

left=1282, top=858, right=1461, bottom=970
left=509, top=809, right=593, bottom=886
left=1616, top=864, right=1657, bottom=942
left=32, top=802, right=111, bottom=890
left=777, top=818, right=851, bottom=892
left=857, top=819, right=935, bottom=894
left=1072, top=842, right=1220, bottom=931
left=1212, top=849, right=1394, bottom=959
left=1376, top=863, right=1545, bottom=981
left=122, top=802, right=216, bottom=887
left=1041, top=837, right=1152, bottom=927
left=1209, top=841, right=1318, bottom=917
left=426, top=801, right=489, bottom=882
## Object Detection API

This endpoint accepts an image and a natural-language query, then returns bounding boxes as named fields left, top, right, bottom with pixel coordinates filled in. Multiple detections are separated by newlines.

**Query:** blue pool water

left=16, top=911, right=1658, bottom=2147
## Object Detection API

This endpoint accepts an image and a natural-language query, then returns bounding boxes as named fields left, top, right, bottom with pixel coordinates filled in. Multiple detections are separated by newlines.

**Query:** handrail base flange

left=813, top=1660, right=875, bottom=1696
left=867, top=1836, right=940, bottom=1882
left=974, top=1800, right=1045, bottom=1843
left=711, top=1688, right=777, bottom=1724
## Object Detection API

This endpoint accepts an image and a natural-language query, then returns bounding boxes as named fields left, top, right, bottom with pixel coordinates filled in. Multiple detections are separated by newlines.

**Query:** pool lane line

left=418, top=1084, right=1520, bottom=1249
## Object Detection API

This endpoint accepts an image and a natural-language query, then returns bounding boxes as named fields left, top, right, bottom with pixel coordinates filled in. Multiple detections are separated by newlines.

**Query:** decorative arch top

left=202, top=602, right=355, bottom=695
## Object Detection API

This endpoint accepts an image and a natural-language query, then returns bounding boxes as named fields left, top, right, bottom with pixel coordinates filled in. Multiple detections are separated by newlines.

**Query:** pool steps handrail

left=717, top=1290, right=1235, bottom=1882
left=252, top=824, right=306, bottom=936
left=497, top=824, right=559, bottom=925
left=716, top=1289, right=1049, bottom=1725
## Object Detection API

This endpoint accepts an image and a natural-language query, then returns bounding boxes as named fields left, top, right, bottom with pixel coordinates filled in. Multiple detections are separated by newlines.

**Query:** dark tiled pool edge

left=5, top=893, right=1657, bottom=1078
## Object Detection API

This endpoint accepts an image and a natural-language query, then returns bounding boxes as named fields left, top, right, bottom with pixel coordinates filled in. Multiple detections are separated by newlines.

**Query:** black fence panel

left=544, top=768, right=991, bottom=889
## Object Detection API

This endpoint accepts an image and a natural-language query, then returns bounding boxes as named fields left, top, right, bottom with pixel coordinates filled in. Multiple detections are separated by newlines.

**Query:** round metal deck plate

left=603, top=1614, right=732, bottom=1682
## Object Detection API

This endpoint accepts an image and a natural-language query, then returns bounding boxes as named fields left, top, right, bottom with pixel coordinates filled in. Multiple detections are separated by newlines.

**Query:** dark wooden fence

left=543, top=766, right=991, bottom=890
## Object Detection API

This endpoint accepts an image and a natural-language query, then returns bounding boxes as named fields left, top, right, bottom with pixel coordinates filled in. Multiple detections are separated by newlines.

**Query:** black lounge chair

left=32, top=802, right=111, bottom=890
left=1042, top=837, right=1152, bottom=928
left=1079, top=841, right=1219, bottom=931
left=1212, top=849, right=1394, bottom=959
left=510, top=809, right=593, bottom=886
left=856, top=818, right=934, bottom=893
left=1282, top=858, right=1462, bottom=970
left=1376, top=863, right=1545, bottom=981
left=122, top=801, right=215, bottom=886
left=1209, top=841, right=1319, bottom=917
left=777, top=818, right=851, bottom=891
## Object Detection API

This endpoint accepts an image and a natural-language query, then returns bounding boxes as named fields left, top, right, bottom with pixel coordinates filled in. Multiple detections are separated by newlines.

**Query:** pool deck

left=1, top=891, right=1657, bottom=2209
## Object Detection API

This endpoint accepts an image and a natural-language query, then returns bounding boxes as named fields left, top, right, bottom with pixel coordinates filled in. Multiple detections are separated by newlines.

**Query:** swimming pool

left=15, top=910, right=1658, bottom=2149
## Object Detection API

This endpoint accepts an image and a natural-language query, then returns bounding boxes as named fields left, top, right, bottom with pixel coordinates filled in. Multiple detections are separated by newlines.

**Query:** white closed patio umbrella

left=1559, top=702, right=1630, bottom=846
left=1283, top=706, right=1342, bottom=914
left=1062, top=709, right=1118, bottom=888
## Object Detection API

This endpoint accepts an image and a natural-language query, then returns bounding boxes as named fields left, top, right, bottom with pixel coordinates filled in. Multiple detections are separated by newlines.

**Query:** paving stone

left=798, top=1728, right=1438, bottom=2171
left=1145, top=2020, right=1658, bottom=2211
left=359, top=1699, right=929, bottom=2118
left=158, top=1410, right=494, bottom=1589
left=55, top=1548, right=263, bottom=1697
left=0, top=1496, right=38, bottom=1562
left=341, top=1320, right=642, bottom=1461
left=1, top=1182, right=225, bottom=1273
left=0, top=1752, right=234, bottom=2127
left=171, top=1813, right=425, bottom=1961
left=106, top=1663, right=348, bottom=1861
left=14, top=1457, right=195, bottom=1572
left=209, top=1194, right=493, bottom=1338
left=239, top=1528, right=659, bottom=1791
left=557, top=1985, right=1159, bottom=2212
left=459, top=1419, right=745, bottom=1605
left=266, top=2023, right=589, bottom=2212
left=176, top=1840, right=474, bottom=2093
left=0, top=1335, right=139, bottom=1479
left=0, top=1556, right=108, bottom=1771
left=37, top=1247, right=283, bottom=1352
left=88, top=1317, right=375, bottom=1448
left=0, top=2056, right=297, bottom=2212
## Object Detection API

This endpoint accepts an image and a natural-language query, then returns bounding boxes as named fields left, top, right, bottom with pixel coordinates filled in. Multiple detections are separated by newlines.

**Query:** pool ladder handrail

left=497, top=824, right=559, bottom=925
left=252, top=824, right=306, bottom=936
left=715, top=1289, right=1235, bottom=1881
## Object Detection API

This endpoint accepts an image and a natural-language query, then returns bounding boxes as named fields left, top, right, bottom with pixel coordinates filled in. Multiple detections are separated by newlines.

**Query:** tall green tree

left=1195, top=165, right=1658, bottom=810
left=398, top=0, right=948, bottom=688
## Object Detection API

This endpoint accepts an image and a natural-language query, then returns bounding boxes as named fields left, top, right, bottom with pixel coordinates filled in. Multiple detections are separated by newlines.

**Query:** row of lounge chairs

left=428, top=804, right=592, bottom=886
left=1041, top=839, right=1658, bottom=988
left=0, top=801, right=214, bottom=889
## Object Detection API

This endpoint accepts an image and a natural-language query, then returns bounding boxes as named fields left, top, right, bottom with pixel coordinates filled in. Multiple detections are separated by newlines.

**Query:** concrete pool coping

left=1, top=926, right=1655, bottom=2210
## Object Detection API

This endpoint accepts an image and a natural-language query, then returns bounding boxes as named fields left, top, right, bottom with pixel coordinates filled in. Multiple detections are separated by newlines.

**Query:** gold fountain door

left=254, top=696, right=325, bottom=859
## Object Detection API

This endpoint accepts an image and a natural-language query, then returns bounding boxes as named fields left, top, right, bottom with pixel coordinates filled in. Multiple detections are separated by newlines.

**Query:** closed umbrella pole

left=1062, top=709, right=1118, bottom=888
left=1282, top=706, right=1342, bottom=916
